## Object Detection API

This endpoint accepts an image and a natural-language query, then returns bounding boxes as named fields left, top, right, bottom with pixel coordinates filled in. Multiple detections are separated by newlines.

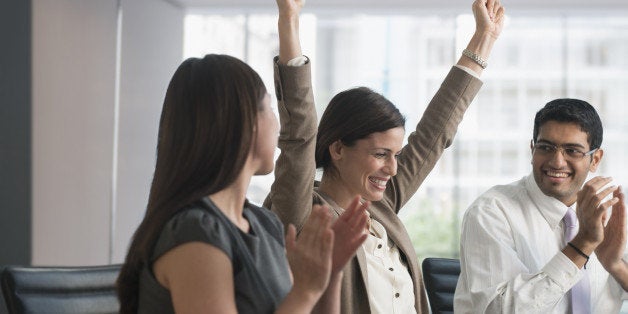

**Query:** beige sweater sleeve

left=383, top=66, right=483, bottom=213
left=263, top=57, right=317, bottom=232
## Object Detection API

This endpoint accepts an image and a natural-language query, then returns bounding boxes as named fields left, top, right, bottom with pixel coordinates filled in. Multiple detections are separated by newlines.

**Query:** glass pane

left=182, top=12, right=628, bottom=262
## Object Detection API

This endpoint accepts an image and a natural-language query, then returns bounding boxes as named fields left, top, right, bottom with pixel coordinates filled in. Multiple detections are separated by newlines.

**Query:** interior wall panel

left=32, top=0, right=118, bottom=265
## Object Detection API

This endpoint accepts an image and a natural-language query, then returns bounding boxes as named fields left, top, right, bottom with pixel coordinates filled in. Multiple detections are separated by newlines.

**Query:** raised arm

left=385, top=0, right=504, bottom=211
left=457, top=0, right=505, bottom=75
left=264, top=0, right=317, bottom=231
left=276, top=0, right=303, bottom=63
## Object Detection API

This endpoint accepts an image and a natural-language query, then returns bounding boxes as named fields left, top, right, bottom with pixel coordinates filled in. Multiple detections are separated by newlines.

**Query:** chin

left=255, top=166, right=274, bottom=176
left=540, top=187, right=571, bottom=201
left=364, top=192, right=385, bottom=202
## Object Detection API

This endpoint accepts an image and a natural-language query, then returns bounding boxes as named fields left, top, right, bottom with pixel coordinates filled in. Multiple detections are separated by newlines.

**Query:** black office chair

left=422, top=257, right=461, bottom=314
left=1, top=264, right=121, bottom=314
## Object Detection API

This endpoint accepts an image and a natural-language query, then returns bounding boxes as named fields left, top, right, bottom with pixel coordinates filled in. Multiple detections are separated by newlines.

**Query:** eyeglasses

left=532, top=140, right=598, bottom=161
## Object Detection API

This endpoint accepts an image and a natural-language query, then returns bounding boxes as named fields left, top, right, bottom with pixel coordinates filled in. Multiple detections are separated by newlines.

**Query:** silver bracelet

left=462, top=49, right=488, bottom=69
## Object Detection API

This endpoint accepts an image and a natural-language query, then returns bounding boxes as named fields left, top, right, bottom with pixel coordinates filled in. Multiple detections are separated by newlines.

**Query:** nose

left=385, top=157, right=398, bottom=176
left=547, top=147, right=568, bottom=167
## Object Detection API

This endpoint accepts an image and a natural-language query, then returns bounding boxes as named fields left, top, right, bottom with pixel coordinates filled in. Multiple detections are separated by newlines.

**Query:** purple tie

left=563, top=208, right=591, bottom=314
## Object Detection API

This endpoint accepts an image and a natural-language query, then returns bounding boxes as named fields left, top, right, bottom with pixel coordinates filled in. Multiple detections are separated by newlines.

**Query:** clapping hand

left=285, top=205, right=334, bottom=299
left=331, top=196, right=369, bottom=274
left=574, top=176, right=619, bottom=251
left=595, top=186, right=627, bottom=273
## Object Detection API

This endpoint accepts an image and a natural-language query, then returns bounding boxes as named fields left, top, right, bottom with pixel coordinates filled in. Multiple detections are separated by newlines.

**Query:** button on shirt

left=454, top=174, right=628, bottom=313
left=363, top=218, right=417, bottom=314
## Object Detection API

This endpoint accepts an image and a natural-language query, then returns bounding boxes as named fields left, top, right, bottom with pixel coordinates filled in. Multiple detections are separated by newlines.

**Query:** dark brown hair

left=315, top=87, right=405, bottom=174
left=533, top=98, right=603, bottom=150
left=116, top=54, right=266, bottom=313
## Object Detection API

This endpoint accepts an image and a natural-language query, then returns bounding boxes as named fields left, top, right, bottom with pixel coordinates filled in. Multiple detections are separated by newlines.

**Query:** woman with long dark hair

left=117, top=53, right=368, bottom=313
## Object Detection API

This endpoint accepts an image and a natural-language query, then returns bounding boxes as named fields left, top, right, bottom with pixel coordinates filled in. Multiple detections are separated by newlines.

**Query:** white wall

left=113, top=0, right=184, bottom=263
left=32, top=0, right=118, bottom=265
left=32, top=0, right=183, bottom=265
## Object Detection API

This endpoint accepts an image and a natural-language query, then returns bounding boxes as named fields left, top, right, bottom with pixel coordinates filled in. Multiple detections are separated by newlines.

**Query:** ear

left=329, top=140, right=344, bottom=161
left=588, top=148, right=604, bottom=172
left=529, top=140, right=535, bottom=165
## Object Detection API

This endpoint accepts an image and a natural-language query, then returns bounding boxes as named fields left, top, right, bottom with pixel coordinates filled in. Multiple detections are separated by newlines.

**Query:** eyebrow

left=369, top=148, right=402, bottom=154
left=535, top=139, right=586, bottom=149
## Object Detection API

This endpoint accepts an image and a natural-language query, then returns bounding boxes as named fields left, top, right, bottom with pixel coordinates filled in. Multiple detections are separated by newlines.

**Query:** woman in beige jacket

left=265, top=0, right=505, bottom=312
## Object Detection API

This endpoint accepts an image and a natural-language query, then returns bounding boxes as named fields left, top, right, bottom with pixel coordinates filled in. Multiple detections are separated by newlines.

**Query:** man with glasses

left=454, top=98, right=628, bottom=313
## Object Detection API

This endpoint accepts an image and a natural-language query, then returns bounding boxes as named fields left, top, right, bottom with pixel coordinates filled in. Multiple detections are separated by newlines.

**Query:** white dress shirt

left=455, top=174, right=627, bottom=313
left=363, top=218, right=417, bottom=314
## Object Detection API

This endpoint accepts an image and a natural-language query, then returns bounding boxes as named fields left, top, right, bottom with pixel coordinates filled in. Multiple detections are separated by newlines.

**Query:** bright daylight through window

left=184, top=12, right=628, bottom=261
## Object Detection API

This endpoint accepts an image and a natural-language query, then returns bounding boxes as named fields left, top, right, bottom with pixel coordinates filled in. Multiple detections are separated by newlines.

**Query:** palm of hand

left=330, top=200, right=368, bottom=273
left=286, top=206, right=334, bottom=294
left=596, top=190, right=626, bottom=266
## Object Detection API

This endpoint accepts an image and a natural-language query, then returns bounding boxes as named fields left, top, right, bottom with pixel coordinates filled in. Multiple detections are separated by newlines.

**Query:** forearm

left=312, top=272, right=343, bottom=314
left=458, top=207, right=582, bottom=313
left=278, top=14, right=301, bottom=64
left=605, top=260, right=628, bottom=291
left=457, top=0, right=504, bottom=76
left=462, top=254, right=582, bottom=313
left=457, top=32, right=496, bottom=76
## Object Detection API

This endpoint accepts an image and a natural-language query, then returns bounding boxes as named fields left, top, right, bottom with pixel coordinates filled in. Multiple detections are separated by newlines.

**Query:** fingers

left=310, top=205, right=334, bottom=257
left=609, top=186, right=626, bottom=227
left=494, top=6, right=506, bottom=24
left=340, top=196, right=362, bottom=223
left=276, top=0, right=304, bottom=17
left=487, top=0, right=495, bottom=19
left=334, top=196, right=370, bottom=233
left=614, top=185, right=625, bottom=204
left=322, top=229, right=334, bottom=260
left=579, top=177, right=618, bottom=213
left=354, top=205, right=369, bottom=231
left=472, top=0, right=490, bottom=21
left=286, top=224, right=296, bottom=252
left=315, top=205, right=333, bottom=249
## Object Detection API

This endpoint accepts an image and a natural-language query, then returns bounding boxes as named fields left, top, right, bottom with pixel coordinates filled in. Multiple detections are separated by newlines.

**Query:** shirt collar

left=524, top=173, right=572, bottom=228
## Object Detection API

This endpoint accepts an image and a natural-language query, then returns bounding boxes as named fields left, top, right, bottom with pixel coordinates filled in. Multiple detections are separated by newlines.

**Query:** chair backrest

left=422, top=257, right=460, bottom=314
left=1, top=264, right=121, bottom=314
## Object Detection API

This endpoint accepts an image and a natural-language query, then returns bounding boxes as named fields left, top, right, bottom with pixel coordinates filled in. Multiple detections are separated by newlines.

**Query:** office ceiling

left=174, top=0, right=628, bottom=14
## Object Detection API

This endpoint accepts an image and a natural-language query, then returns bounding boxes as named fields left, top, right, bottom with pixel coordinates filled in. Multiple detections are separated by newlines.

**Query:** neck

left=318, top=171, right=355, bottom=209
left=209, top=169, right=253, bottom=231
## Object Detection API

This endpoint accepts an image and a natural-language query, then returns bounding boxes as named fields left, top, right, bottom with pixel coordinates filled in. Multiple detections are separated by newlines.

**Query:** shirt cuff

left=454, top=64, right=481, bottom=79
left=286, top=55, right=308, bottom=67
left=542, top=252, right=584, bottom=292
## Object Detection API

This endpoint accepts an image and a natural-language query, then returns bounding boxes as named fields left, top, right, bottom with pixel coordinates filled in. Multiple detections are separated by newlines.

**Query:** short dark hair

left=533, top=98, right=603, bottom=150
left=315, top=87, right=406, bottom=172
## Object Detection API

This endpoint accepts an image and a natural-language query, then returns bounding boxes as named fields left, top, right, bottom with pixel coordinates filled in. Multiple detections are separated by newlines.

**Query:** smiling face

left=330, top=127, right=405, bottom=203
left=531, top=121, right=603, bottom=206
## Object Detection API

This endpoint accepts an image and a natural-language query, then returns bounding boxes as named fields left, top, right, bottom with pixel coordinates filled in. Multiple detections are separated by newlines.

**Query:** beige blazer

left=264, top=58, right=483, bottom=314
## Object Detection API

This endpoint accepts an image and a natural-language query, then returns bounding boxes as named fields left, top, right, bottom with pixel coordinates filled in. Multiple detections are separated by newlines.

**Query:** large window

left=184, top=13, right=628, bottom=261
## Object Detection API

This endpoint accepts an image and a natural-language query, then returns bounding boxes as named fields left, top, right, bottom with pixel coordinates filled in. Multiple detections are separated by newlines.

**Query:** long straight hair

left=117, top=54, right=267, bottom=313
